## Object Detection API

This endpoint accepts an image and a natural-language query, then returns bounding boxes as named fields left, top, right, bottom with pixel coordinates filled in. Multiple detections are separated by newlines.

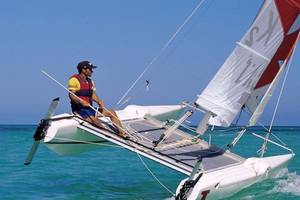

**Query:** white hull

left=43, top=105, right=185, bottom=155
left=176, top=154, right=294, bottom=200
left=44, top=114, right=110, bottom=155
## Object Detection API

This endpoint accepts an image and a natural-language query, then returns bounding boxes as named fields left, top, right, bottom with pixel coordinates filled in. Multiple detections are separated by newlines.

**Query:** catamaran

left=25, top=0, right=300, bottom=199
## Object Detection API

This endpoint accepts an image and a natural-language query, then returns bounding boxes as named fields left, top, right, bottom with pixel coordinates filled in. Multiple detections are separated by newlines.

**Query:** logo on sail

left=245, top=10, right=279, bottom=47
left=235, top=56, right=264, bottom=90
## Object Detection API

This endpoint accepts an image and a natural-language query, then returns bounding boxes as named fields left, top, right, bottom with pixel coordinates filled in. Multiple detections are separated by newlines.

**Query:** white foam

left=272, top=169, right=300, bottom=196
left=240, top=195, right=255, bottom=200
left=164, top=197, right=175, bottom=200
left=273, top=168, right=289, bottom=178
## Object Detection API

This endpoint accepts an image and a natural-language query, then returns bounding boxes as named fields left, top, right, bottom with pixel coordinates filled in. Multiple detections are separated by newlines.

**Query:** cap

left=77, top=61, right=97, bottom=71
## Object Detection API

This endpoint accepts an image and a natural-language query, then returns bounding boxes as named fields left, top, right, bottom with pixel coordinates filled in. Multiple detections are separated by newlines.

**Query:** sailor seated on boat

left=68, top=60, right=128, bottom=138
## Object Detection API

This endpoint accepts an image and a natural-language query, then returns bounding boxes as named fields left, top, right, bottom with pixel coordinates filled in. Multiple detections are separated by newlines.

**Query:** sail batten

left=237, top=42, right=271, bottom=62
left=196, top=0, right=300, bottom=127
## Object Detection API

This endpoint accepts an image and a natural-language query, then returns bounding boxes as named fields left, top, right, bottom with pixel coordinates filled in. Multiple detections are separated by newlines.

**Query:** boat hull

left=42, top=105, right=185, bottom=155
left=176, top=153, right=294, bottom=200
left=44, top=114, right=111, bottom=155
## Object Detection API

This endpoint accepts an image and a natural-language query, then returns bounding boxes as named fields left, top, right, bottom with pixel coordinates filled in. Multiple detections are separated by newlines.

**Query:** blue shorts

left=74, top=108, right=96, bottom=119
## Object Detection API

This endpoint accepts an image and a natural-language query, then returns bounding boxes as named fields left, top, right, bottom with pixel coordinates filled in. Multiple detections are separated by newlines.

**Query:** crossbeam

left=153, top=110, right=193, bottom=148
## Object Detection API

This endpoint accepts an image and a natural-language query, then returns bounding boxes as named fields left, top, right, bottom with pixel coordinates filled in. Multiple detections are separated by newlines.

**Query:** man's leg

left=87, top=116, right=105, bottom=129
left=102, top=109, right=127, bottom=136
left=76, top=108, right=105, bottom=129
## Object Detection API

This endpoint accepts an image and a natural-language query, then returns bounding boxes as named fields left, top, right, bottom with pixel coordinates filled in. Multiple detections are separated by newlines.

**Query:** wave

left=240, top=195, right=255, bottom=200
left=164, top=197, right=175, bottom=200
left=271, top=168, right=300, bottom=196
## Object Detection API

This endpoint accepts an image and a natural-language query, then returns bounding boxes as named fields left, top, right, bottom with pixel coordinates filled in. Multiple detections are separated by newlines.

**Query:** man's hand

left=81, top=100, right=90, bottom=107
left=97, top=99, right=104, bottom=109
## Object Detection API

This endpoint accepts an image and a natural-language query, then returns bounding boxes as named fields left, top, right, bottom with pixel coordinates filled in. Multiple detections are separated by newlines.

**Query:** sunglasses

left=84, top=67, right=93, bottom=72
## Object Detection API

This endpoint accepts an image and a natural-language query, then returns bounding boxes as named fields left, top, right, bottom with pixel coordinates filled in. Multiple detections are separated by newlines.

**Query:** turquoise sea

left=1, top=125, right=300, bottom=200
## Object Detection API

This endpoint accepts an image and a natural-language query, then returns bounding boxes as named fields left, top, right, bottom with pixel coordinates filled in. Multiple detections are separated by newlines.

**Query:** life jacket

left=70, top=74, right=93, bottom=111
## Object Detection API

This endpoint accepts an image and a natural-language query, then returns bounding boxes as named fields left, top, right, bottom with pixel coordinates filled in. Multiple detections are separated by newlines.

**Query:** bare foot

left=117, top=130, right=129, bottom=139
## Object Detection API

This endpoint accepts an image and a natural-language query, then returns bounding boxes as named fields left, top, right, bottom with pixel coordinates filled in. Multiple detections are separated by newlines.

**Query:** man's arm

left=69, top=92, right=90, bottom=107
left=92, top=92, right=104, bottom=109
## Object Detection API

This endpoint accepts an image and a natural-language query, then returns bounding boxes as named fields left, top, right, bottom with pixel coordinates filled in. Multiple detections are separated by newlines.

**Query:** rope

left=135, top=151, right=175, bottom=196
left=124, top=123, right=154, bottom=144
left=270, top=132, right=288, bottom=147
left=244, top=107, right=270, bottom=132
left=116, top=80, right=150, bottom=109
left=233, top=108, right=243, bottom=126
left=116, top=0, right=207, bottom=106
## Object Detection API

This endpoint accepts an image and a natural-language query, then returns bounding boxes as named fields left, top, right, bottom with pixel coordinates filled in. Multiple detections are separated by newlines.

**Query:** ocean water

left=1, top=125, right=300, bottom=200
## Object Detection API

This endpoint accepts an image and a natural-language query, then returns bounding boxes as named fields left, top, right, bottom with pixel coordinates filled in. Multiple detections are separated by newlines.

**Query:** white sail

left=248, top=60, right=286, bottom=126
left=246, top=11, right=300, bottom=125
left=196, top=0, right=298, bottom=127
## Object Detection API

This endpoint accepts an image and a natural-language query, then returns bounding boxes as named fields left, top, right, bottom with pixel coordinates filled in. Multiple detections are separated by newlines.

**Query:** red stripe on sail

left=287, top=0, right=300, bottom=9
left=275, top=0, right=300, bottom=34
left=254, top=0, right=299, bottom=89
left=255, top=30, right=299, bottom=89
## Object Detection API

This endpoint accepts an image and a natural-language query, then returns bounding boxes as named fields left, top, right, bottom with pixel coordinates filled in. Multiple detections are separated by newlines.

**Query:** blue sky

left=0, top=0, right=299, bottom=125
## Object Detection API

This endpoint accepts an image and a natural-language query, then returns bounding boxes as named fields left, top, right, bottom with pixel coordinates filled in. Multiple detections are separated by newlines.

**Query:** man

left=68, top=61, right=127, bottom=138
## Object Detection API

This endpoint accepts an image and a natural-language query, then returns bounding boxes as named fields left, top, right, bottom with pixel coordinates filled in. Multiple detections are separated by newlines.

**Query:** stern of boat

left=175, top=153, right=295, bottom=200
left=43, top=114, right=109, bottom=155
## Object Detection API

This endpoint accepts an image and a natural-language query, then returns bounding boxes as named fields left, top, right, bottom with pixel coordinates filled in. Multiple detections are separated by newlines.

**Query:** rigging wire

left=270, top=131, right=288, bottom=147
left=135, top=151, right=175, bottom=196
left=268, top=39, right=299, bottom=132
left=243, top=107, right=291, bottom=148
left=116, top=80, right=150, bottom=109
left=116, top=0, right=207, bottom=106
left=232, top=107, right=244, bottom=126
left=244, top=106, right=270, bottom=132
